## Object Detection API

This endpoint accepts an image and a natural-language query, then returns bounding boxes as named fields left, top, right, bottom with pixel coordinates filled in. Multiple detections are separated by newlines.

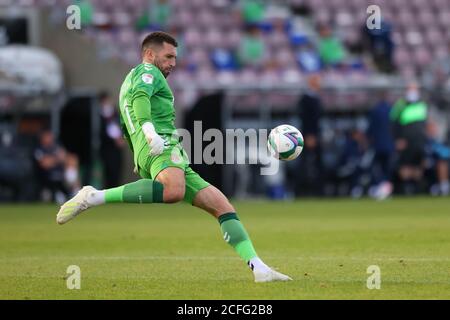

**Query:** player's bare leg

left=154, top=167, right=185, bottom=203
left=192, top=185, right=234, bottom=218
left=193, top=185, right=292, bottom=283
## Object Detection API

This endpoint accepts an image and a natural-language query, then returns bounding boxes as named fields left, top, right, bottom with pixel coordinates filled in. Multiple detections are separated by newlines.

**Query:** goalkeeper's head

left=141, top=31, right=178, bottom=78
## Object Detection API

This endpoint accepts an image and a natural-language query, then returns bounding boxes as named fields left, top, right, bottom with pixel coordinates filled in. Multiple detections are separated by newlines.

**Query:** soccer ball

left=267, top=124, right=304, bottom=161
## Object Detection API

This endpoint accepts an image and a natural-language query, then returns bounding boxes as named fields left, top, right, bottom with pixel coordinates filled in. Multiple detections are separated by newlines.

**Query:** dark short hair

left=141, top=31, right=178, bottom=54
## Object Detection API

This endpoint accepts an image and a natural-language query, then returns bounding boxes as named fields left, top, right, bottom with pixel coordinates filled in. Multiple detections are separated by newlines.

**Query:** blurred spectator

left=237, top=24, right=267, bottom=68
left=211, top=48, right=237, bottom=71
left=296, top=43, right=321, bottom=73
left=425, top=118, right=450, bottom=196
left=99, top=91, right=124, bottom=188
left=362, top=19, right=394, bottom=73
left=137, top=0, right=171, bottom=30
left=367, top=94, right=395, bottom=199
left=288, top=0, right=314, bottom=41
left=240, top=0, right=265, bottom=25
left=295, top=73, right=323, bottom=196
left=390, top=82, right=428, bottom=195
left=34, top=129, right=78, bottom=203
left=337, top=128, right=371, bottom=198
left=317, top=23, right=346, bottom=67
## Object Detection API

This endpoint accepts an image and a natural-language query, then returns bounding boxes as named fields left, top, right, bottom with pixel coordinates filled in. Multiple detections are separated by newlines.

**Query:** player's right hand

left=142, top=122, right=167, bottom=156
left=148, top=133, right=167, bottom=156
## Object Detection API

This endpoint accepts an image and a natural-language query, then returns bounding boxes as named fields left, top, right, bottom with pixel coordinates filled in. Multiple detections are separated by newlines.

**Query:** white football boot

left=56, top=186, right=96, bottom=225
left=253, top=268, right=293, bottom=283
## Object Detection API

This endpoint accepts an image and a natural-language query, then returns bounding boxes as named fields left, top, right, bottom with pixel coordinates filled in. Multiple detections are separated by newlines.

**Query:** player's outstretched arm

left=132, top=94, right=167, bottom=156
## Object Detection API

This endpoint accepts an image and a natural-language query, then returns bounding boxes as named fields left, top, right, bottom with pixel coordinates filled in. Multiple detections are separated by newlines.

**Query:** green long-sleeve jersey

left=118, top=63, right=176, bottom=164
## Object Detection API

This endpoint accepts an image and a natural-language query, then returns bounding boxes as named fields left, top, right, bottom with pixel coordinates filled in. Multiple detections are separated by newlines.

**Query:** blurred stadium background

left=1, top=0, right=450, bottom=300
left=0, top=0, right=449, bottom=202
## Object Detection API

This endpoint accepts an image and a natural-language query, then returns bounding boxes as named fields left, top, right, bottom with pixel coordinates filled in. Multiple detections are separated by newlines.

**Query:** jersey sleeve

left=133, top=94, right=152, bottom=126
left=130, top=66, right=162, bottom=126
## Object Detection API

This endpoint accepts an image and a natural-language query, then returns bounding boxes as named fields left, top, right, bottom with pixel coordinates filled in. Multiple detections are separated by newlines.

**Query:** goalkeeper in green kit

left=56, top=31, right=291, bottom=283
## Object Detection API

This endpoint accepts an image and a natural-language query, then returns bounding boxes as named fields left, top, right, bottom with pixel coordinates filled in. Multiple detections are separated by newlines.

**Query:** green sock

left=219, top=212, right=258, bottom=262
left=104, top=179, right=164, bottom=203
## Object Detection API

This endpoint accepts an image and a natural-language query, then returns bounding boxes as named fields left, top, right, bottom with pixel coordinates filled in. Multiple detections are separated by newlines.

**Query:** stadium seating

left=2, top=0, right=448, bottom=94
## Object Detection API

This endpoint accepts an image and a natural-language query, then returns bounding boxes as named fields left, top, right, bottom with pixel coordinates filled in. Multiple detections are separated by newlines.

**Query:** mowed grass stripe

left=0, top=198, right=449, bottom=299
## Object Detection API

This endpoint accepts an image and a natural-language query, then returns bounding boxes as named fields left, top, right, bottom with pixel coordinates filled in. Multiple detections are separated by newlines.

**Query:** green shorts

left=136, top=136, right=210, bottom=204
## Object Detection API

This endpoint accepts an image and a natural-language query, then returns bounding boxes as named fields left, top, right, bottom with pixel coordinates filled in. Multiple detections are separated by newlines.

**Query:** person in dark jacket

left=34, top=130, right=69, bottom=203
left=367, top=99, right=394, bottom=184
left=295, top=73, right=323, bottom=196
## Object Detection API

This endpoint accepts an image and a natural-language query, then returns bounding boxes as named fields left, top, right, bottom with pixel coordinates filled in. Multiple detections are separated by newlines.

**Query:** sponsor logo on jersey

left=141, top=73, right=154, bottom=84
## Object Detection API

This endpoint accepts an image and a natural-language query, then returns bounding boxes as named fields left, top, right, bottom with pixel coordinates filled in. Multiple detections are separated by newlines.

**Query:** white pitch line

left=0, top=256, right=449, bottom=262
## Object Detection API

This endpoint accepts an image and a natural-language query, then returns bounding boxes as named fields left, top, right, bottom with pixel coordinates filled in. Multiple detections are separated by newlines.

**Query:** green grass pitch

left=0, top=198, right=449, bottom=299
